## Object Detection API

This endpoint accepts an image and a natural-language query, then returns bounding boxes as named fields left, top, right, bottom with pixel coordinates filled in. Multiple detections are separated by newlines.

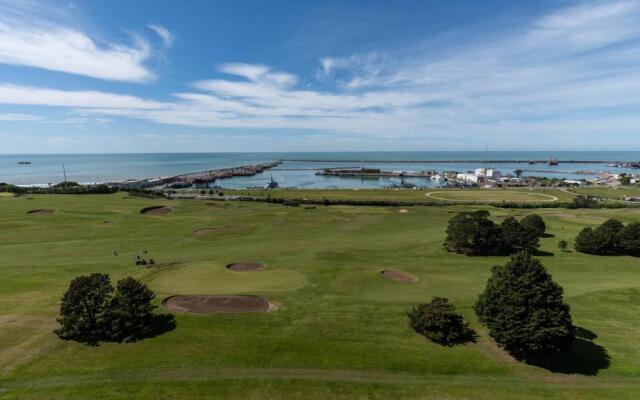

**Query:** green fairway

left=569, top=186, right=640, bottom=200
left=1, top=193, right=640, bottom=399
left=222, top=187, right=576, bottom=203
left=425, top=189, right=558, bottom=202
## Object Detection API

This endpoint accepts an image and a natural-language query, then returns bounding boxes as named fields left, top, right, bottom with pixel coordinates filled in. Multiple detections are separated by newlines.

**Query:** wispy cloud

left=2, top=0, right=640, bottom=148
left=148, top=24, right=174, bottom=48
left=0, top=0, right=155, bottom=81
left=0, top=113, right=42, bottom=121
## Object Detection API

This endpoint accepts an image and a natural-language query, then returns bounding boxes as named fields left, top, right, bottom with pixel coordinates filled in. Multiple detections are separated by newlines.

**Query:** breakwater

left=283, top=159, right=635, bottom=164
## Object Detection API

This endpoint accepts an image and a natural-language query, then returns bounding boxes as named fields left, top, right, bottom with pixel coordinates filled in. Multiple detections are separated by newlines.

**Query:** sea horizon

left=3, top=151, right=640, bottom=188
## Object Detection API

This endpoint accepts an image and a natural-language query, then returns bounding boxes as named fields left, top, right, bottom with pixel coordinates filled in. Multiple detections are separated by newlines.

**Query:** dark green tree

left=521, top=214, right=546, bottom=237
left=107, top=277, right=158, bottom=342
left=408, top=297, right=475, bottom=346
left=575, top=219, right=623, bottom=255
left=500, top=217, right=539, bottom=253
left=54, top=273, right=113, bottom=344
left=574, top=227, right=598, bottom=254
left=617, top=222, right=640, bottom=257
left=475, top=252, right=574, bottom=361
left=444, top=211, right=502, bottom=255
left=558, top=240, right=568, bottom=252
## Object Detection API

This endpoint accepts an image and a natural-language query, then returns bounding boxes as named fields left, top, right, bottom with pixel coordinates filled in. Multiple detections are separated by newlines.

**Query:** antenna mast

left=63, top=164, right=67, bottom=184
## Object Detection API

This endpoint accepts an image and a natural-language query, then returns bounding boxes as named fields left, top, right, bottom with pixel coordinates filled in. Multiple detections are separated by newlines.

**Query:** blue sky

left=0, top=0, right=639, bottom=153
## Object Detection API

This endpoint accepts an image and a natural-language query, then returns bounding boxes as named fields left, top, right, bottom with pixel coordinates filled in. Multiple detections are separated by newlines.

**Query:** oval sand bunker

left=27, top=209, right=55, bottom=214
left=140, top=205, right=173, bottom=215
left=226, top=262, right=265, bottom=272
left=381, top=270, right=417, bottom=282
left=162, top=295, right=271, bottom=313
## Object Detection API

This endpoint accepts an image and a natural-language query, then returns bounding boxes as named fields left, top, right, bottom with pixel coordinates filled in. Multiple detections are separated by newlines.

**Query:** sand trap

left=162, top=295, right=271, bottom=313
left=545, top=212, right=576, bottom=218
left=193, top=226, right=244, bottom=237
left=27, top=209, right=55, bottom=214
left=227, top=262, right=265, bottom=272
left=582, top=216, right=608, bottom=221
left=140, top=205, right=173, bottom=215
left=398, top=209, right=409, bottom=213
left=381, top=270, right=417, bottom=282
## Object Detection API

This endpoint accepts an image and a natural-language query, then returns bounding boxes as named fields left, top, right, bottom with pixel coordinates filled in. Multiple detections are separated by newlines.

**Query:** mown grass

left=222, top=187, right=578, bottom=203
left=1, top=193, right=640, bottom=399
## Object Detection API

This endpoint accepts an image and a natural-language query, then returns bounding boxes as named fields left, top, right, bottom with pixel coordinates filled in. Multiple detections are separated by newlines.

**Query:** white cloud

left=527, top=1, right=640, bottom=51
left=148, top=23, right=174, bottom=48
left=0, top=1, right=155, bottom=81
left=2, top=0, right=640, bottom=148
left=0, top=113, right=42, bottom=121
left=0, top=84, right=164, bottom=109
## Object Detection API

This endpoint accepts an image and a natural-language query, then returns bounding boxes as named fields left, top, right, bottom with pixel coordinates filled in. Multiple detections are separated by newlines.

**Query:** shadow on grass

left=529, top=327, right=610, bottom=376
left=131, top=313, right=177, bottom=342
left=541, top=233, right=555, bottom=238
left=533, top=250, right=555, bottom=257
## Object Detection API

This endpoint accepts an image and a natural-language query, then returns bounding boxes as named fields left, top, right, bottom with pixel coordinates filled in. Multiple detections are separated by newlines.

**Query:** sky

left=1, top=0, right=640, bottom=153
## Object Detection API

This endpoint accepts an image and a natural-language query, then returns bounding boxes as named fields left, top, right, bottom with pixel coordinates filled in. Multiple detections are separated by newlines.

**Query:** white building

left=475, top=168, right=502, bottom=180
left=457, top=173, right=479, bottom=183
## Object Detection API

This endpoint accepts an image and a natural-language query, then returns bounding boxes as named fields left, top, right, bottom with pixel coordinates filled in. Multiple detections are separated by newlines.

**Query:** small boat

left=264, top=175, right=279, bottom=189
left=548, top=158, right=559, bottom=166
left=17, top=161, right=31, bottom=165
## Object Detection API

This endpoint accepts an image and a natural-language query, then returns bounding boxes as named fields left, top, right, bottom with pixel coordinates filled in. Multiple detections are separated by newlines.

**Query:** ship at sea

left=17, top=161, right=31, bottom=165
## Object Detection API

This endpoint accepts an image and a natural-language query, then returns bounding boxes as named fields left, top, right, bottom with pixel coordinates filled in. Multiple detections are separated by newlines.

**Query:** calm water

left=1, top=152, right=639, bottom=188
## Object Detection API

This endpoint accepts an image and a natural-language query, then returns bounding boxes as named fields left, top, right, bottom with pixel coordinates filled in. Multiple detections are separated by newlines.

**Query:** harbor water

left=2, top=152, right=640, bottom=189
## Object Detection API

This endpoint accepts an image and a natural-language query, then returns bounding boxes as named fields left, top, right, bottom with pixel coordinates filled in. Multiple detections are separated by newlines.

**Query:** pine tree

left=475, top=252, right=574, bottom=360
left=521, top=214, right=546, bottom=237
left=501, top=217, right=539, bottom=253
left=107, top=277, right=158, bottom=342
left=54, top=273, right=113, bottom=344
left=617, top=222, right=640, bottom=257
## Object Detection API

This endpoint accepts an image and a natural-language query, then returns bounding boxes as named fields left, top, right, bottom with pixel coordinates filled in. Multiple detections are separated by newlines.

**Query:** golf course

left=1, top=192, right=640, bottom=399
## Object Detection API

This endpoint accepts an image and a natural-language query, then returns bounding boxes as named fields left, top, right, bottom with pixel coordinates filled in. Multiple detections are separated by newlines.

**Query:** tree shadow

left=132, top=313, right=177, bottom=342
left=528, top=327, right=610, bottom=376
left=541, top=233, right=555, bottom=238
left=575, top=326, right=598, bottom=341
left=533, top=250, right=555, bottom=257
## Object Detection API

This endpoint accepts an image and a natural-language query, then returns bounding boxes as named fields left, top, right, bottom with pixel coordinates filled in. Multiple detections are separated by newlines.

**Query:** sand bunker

left=27, top=209, right=55, bottom=214
left=193, top=226, right=244, bottom=237
left=398, top=209, right=409, bottom=213
left=381, top=270, right=417, bottom=282
left=162, top=295, right=271, bottom=313
left=140, top=205, right=173, bottom=215
left=545, top=212, right=576, bottom=219
left=226, top=262, right=265, bottom=272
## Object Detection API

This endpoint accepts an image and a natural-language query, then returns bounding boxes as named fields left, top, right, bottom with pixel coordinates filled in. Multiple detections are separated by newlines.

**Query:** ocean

left=1, top=152, right=639, bottom=189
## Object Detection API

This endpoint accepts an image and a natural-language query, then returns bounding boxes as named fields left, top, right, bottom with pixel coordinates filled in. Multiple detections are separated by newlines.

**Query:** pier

left=284, top=159, right=639, bottom=165
left=108, top=161, right=281, bottom=189
left=316, top=167, right=437, bottom=178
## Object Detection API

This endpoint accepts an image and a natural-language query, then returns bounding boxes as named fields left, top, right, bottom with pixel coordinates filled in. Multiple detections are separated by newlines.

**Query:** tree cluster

left=444, top=211, right=546, bottom=255
left=475, top=252, right=575, bottom=360
left=55, top=273, right=175, bottom=345
left=408, top=297, right=475, bottom=346
left=575, top=219, right=640, bottom=256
